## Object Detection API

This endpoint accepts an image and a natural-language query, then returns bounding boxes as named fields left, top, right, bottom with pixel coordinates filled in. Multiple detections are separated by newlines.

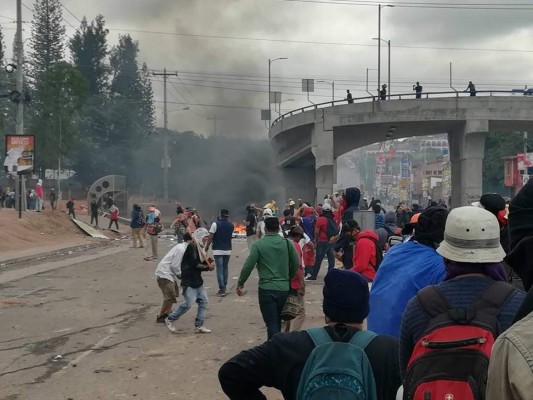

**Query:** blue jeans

left=311, top=241, right=335, bottom=278
left=214, top=255, right=230, bottom=291
left=168, top=286, right=208, bottom=327
left=258, top=288, right=289, bottom=340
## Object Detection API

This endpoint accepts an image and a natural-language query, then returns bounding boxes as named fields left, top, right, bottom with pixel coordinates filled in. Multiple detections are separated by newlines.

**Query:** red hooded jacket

left=350, top=230, right=379, bottom=281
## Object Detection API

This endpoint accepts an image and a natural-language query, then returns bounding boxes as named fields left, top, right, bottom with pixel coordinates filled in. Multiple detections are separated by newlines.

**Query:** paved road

left=0, top=237, right=326, bottom=400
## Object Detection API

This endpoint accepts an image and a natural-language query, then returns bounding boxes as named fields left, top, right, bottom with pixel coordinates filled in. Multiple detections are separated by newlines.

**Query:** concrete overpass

left=269, top=91, right=533, bottom=207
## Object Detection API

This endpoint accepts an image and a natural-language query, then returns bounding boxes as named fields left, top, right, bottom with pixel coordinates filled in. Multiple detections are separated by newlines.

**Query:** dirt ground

left=0, top=228, right=327, bottom=400
left=0, top=209, right=126, bottom=262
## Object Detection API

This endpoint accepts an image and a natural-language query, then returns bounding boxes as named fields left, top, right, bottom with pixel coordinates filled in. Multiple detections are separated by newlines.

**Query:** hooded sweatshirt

left=342, top=187, right=361, bottom=222
left=351, top=230, right=379, bottom=281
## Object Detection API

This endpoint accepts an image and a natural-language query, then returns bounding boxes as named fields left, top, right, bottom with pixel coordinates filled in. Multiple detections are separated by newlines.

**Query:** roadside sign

left=3, top=135, right=35, bottom=174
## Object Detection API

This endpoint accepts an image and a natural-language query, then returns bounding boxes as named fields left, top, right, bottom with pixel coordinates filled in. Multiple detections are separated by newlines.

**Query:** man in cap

left=368, top=206, right=449, bottom=338
left=144, top=205, right=160, bottom=261
left=237, top=216, right=300, bottom=340
left=487, top=181, right=533, bottom=399
left=165, top=228, right=214, bottom=334
left=219, top=269, right=401, bottom=400
left=399, top=206, right=524, bottom=377
left=206, top=209, right=234, bottom=297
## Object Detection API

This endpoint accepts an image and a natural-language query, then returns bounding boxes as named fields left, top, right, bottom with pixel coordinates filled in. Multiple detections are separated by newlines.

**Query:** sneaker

left=165, top=317, right=177, bottom=333
left=305, top=275, right=316, bottom=281
left=156, top=313, right=168, bottom=323
left=216, top=289, right=226, bottom=297
left=194, top=325, right=212, bottom=334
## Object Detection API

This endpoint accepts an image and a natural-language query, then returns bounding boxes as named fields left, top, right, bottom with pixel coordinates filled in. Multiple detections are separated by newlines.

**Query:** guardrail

left=271, top=90, right=532, bottom=127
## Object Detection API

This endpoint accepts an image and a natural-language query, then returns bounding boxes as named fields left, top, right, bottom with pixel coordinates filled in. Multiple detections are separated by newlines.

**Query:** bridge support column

left=281, top=167, right=316, bottom=204
left=312, top=123, right=335, bottom=204
left=448, top=120, right=488, bottom=208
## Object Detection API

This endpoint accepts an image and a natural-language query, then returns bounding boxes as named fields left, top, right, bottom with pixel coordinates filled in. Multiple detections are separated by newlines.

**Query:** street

left=0, top=236, right=326, bottom=400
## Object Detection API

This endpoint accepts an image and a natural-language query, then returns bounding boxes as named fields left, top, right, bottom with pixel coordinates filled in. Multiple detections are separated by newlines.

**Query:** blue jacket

left=130, top=209, right=145, bottom=228
left=367, top=241, right=446, bottom=338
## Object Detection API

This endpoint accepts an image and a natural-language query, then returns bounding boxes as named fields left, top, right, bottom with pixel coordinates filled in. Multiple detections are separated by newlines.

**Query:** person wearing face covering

left=486, top=181, right=533, bottom=400
left=164, top=228, right=214, bottom=334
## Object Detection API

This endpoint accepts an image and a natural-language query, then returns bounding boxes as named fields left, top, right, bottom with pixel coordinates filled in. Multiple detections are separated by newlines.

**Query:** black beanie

left=322, top=269, right=369, bottom=323
left=508, top=180, right=533, bottom=251
left=480, top=193, right=506, bottom=217
left=413, top=206, right=449, bottom=246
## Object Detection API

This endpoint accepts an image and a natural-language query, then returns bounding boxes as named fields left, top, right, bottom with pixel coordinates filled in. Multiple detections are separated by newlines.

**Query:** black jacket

left=219, top=325, right=400, bottom=400
left=180, top=243, right=210, bottom=289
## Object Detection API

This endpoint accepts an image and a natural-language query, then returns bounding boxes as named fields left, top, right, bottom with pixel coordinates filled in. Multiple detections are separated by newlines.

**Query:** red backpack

left=403, top=281, right=516, bottom=400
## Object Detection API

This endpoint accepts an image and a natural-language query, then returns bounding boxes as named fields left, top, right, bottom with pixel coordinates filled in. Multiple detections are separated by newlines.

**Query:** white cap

left=322, top=203, right=332, bottom=212
left=263, top=208, right=273, bottom=217
left=437, top=206, right=505, bottom=263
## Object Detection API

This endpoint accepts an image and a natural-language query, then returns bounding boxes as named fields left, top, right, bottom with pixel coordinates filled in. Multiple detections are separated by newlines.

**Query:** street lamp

left=373, top=37, right=391, bottom=98
left=317, top=80, right=335, bottom=103
left=278, top=98, right=294, bottom=117
left=377, top=4, right=394, bottom=96
left=268, top=57, right=288, bottom=130
left=366, top=68, right=378, bottom=96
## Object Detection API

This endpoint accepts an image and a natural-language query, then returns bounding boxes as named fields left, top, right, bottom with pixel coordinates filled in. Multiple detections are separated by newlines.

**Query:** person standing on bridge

left=379, top=84, right=387, bottom=100
left=413, top=82, right=422, bottom=98
left=466, top=81, right=477, bottom=96
left=346, top=89, right=353, bottom=104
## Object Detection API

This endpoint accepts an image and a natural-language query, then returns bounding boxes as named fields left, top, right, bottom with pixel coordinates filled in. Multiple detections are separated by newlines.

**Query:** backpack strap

left=349, top=330, right=377, bottom=350
left=474, top=281, right=517, bottom=316
left=416, top=285, right=452, bottom=319
left=306, top=327, right=333, bottom=347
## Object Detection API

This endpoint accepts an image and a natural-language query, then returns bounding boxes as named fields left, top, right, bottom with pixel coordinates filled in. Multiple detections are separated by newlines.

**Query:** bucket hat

left=437, top=206, right=505, bottom=263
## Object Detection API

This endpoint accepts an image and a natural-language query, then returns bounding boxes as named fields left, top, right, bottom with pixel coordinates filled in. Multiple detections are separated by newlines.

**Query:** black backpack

left=326, top=217, right=339, bottom=239
left=281, top=216, right=297, bottom=238
left=362, top=237, right=384, bottom=271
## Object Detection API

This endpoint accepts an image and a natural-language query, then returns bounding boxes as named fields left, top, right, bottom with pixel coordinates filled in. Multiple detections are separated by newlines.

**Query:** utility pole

left=16, top=0, right=23, bottom=135
left=207, top=116, right=224, bottom=137
left=152, top=68, right=177, bottom=201
left=15, top=0, right=25, bottom=218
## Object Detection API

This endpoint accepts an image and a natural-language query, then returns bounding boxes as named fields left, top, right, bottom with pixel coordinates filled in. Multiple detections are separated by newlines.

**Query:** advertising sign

left=4, top=135, right=35, bottom=173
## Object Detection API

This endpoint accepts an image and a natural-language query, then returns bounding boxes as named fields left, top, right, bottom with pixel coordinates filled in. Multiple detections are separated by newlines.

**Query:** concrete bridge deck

left=269, top=91, right=533, bottom=207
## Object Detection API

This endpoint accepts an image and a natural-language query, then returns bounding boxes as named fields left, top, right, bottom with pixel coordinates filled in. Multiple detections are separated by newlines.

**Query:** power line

left=58, top=1, right=82, bottom=23
left=285, top=0, right=533, bottom=10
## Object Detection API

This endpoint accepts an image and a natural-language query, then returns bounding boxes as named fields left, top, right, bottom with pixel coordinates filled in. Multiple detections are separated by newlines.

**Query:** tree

left=30, top=62, right=88, bottom=170
left=29, top=0, right=66, bottom=83
left=69, top=15, right=109, bottom=95
left=139, top=62, right=155, bottom=132
left=110, top=35, right=141, bottom=98
left=483, top=131, right=532, bottom=193
left=0, top=25, right=16, bottom=135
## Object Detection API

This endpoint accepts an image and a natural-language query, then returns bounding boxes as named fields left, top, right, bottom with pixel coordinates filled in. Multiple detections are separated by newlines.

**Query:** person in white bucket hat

left=399, top=206, right=525, bottom=380
left=437, top=206, right=506, bottom=263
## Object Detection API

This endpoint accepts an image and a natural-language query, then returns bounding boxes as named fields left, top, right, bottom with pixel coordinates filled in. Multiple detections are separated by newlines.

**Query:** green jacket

left=238, top=233, right=300, bottom=291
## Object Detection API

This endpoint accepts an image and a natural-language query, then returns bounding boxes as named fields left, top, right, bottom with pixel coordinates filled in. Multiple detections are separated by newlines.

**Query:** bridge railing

left=271, top=90, right=531, bottom=127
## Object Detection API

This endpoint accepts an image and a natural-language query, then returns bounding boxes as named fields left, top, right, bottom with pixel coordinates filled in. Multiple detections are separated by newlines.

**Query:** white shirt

left=154, top=242, right=188, bottom=283
left=209, top=222, right=232, bottom=256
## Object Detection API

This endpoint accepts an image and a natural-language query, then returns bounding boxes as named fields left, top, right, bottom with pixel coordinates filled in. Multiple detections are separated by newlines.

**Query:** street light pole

left=268, top=57, right=287, bottom=130
left=373, top=38, right=391, bottom=97
left=317, top=80, right=335, bottom=103
left=377, top=4, right=393, bottom=96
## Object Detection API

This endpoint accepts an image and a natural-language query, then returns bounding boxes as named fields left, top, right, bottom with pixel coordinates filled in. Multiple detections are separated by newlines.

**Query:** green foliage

left=30, top=62, right=88, bottom=169
left=29, top=0, right=66, bottom=83
left=69, top=15, right=109, bottom=95
left=483, top=131, right=531, bottom=192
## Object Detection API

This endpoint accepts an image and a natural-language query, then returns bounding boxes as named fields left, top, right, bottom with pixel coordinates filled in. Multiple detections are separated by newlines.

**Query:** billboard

left=4, top=135, right=35, bottom=173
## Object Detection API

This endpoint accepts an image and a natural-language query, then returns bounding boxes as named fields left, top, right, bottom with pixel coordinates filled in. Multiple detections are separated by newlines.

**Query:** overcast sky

left=1, top=0, right=533, bottom=139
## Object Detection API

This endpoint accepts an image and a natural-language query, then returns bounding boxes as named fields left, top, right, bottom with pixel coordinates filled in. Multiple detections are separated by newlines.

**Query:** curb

left=0, top=240, right=115, bottom=268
